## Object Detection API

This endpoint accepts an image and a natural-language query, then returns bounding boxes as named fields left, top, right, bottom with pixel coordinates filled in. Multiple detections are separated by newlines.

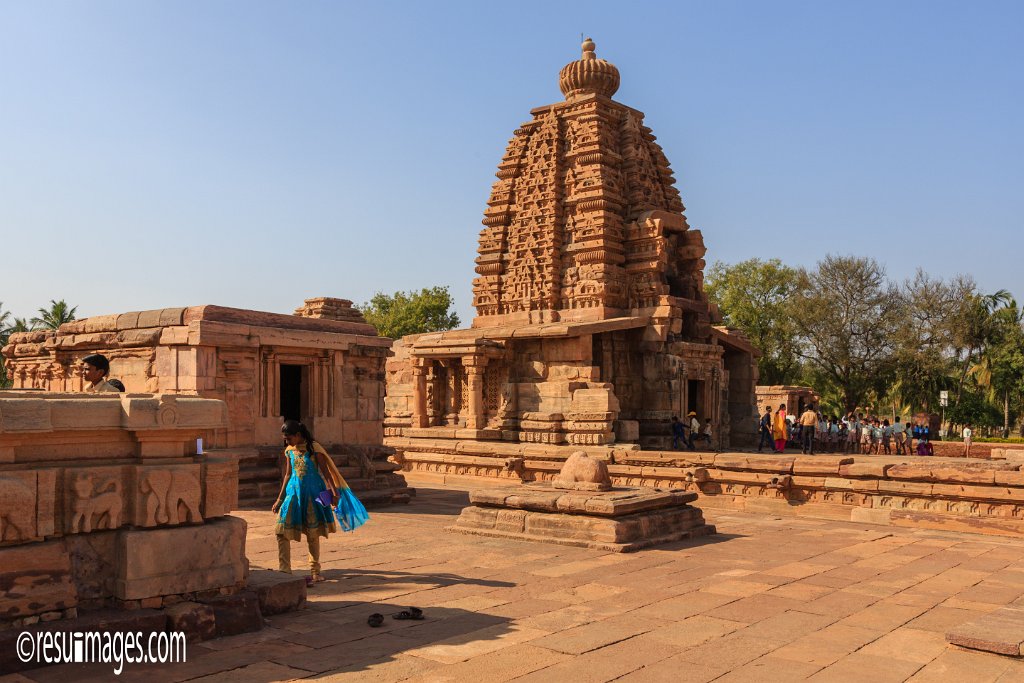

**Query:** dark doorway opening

left=687, top=379, right=705, bottom=418
left=280, top=364, right=303, bottom=422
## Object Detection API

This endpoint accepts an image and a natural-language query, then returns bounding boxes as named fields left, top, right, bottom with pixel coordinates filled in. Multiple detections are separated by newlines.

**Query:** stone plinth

left=0, top=392, right=248, bottom=627
left=448, top=482, right=714, bottom=552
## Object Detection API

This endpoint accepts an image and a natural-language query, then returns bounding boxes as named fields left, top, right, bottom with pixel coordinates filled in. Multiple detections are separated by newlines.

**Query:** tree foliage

left=789, top=255, right=902, bottom=413
left=705, top=258, right=802, bottom=385
left=359, top=287, right=461, bottom=339
left=30, top=299, right=77, bottom=330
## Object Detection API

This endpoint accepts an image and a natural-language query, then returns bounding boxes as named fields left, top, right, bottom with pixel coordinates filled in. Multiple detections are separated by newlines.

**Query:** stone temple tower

left=384, top=40, right=759, bottom=477
left=473, top=38, right=700, bottom=329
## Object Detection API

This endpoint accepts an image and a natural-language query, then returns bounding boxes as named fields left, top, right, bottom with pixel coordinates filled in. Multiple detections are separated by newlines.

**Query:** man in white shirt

left=687, top=412, right=700, bottom=451
left=962, top=424, right=973, bottom=458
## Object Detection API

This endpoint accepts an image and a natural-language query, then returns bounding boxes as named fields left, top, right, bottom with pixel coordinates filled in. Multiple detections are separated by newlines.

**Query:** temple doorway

left=687, top=379, right=705, bottom=419
left=280, top=364, right=304, bottom=422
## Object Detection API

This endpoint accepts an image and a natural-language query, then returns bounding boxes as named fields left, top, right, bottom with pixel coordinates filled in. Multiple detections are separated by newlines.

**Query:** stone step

left=247, top=569, right=306, bottom=615
left=946, top=606, right=1024, bottom=656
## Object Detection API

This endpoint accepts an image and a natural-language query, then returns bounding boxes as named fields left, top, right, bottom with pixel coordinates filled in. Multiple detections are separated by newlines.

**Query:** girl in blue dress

left=272, top=420, right=368, bottom=584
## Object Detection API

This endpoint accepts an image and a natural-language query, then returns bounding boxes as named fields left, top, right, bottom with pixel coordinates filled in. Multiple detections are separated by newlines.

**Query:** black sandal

left=392, top=608, right=424, bottom=621
left=367, top=613, right=384, bottom=627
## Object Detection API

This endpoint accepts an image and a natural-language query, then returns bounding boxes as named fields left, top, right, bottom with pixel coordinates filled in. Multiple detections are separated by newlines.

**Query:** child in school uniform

left=871, top=420, right=884, bottom=454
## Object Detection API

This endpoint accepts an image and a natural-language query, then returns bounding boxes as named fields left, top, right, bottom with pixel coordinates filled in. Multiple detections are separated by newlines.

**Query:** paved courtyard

left=9, top=480, right=1024, bottom=682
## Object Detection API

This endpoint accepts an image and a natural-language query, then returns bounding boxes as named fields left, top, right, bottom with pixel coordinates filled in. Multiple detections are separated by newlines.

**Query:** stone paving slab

left=946, top=605, right=1024, bottom=656
left=12, top=479, right=1024, bottom=682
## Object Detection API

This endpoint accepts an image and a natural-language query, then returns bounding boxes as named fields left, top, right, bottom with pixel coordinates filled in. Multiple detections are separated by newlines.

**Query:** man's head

left=765, top=406, right=772, bottom=413
left=81, top=354, right=110, bottom=384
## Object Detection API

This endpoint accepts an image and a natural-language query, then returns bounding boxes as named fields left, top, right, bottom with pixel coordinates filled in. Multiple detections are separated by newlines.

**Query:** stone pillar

left=411, top=360, right=429, bottom=428
left=463, top=357, right=488, bottom=429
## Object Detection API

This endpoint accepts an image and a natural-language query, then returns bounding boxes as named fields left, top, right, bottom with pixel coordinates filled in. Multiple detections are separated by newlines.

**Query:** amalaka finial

left=559, top=36, right=620, bottom=100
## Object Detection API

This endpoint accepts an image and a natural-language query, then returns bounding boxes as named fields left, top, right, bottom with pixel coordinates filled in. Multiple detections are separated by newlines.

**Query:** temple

left=385, top=39, right=759, bottom=475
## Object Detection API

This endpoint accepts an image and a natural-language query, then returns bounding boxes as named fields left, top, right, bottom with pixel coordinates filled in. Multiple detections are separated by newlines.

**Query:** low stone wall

left=390, top=436, right=1024, bottom=537
left=0, top=392, right=246, bottom=627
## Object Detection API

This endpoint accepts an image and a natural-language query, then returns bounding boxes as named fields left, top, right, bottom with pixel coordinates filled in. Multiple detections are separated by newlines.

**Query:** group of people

left=671, top=412, right=715, bottom=451
left=758, top=403, right=954, bottom=456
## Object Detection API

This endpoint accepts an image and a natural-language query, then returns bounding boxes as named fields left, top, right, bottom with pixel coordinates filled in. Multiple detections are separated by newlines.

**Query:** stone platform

left=449, top=484, right=714, bottom=552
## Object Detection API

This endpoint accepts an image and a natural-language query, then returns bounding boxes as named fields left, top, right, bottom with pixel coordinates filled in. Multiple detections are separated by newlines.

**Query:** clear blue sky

left=2, top=1, right=1021, bottom=325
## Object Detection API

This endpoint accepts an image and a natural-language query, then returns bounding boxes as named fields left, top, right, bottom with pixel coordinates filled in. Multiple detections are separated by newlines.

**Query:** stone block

left=116, top=311, right=142, bottom=330
left=0, top=471, right=40, bottom=542
left=202, top=456, right=239, bottom=518
left=164, top=601, right=217, bottom=642
left=116, top=515, right=247, bottom=600
left=840, top=463, right=891, bottom=478
left=615, top=419, right=639, bottom=442
left=0, top=540, right=77, bottom=620
left=65, top=532, right=117, bottom=601
left=0, top=399, right=53, bottom=432
left=201, top=591, right=263, bottom=637
left=247, top=569, right=307, bottom=615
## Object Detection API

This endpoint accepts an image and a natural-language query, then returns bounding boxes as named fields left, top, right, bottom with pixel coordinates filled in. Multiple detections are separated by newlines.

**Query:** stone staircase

left=232, top=444, right=414, bottom=509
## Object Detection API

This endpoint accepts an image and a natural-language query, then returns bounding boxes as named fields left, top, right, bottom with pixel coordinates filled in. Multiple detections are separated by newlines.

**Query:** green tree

left=30, top=299, right=77, bottom=330
left=0, top=305, right=34, bottom=389
left=890, top=271, right=973, bottom=413
left=704, top=258, right=802, bottom=385
left=789, top=255, right=902, bottom=414
left=971, top=298, right=1024, bottom=437
left=359, top=287, right=461, bottom=339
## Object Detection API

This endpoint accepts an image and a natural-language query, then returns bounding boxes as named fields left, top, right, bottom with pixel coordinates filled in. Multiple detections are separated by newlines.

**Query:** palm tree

left=30, top=300, right=77, bottom=330
left=954, top=289, right=1014, bottom=403
left=9, top=318, right=33, bottom=333
left=971, top=298, right=1024, bottom=437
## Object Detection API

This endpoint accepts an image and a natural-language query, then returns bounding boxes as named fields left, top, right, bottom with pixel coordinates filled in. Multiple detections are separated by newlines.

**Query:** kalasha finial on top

left=559, top=37, right=620, bottom=100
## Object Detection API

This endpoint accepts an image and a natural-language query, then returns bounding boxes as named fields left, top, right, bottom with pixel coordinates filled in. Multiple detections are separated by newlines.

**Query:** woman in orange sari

left=772, top=403, right=788, bottom=453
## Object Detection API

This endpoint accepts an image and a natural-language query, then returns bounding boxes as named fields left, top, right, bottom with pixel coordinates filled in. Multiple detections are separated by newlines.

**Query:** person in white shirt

left=687, top=412, right=700, bottom=451
left=962, top=424, right=973, bottom=458
left=893, top=416, right=906, bottom=454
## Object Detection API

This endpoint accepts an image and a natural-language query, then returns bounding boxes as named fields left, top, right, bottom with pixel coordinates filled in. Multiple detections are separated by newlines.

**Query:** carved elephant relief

left=137, top=466, right=203, bottom=526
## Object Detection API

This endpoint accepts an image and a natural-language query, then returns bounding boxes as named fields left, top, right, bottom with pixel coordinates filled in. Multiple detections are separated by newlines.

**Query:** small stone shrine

left=449, top=452, right=714, bottom=551
left=3, top=297, right=412, bottom=506
left=385, top=39, right=759, bottom=482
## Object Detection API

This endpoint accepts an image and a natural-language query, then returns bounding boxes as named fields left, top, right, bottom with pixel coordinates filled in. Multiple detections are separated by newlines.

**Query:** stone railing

left=388, top=436, right=1024, bottom=537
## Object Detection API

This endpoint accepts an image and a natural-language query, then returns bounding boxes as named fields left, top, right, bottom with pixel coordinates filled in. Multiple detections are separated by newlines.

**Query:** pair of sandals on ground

left=367, top=606, right=424, bottom=627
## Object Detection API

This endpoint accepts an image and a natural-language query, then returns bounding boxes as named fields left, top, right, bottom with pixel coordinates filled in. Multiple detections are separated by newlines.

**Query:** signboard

left=939, top=390, right=949, bottom=407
